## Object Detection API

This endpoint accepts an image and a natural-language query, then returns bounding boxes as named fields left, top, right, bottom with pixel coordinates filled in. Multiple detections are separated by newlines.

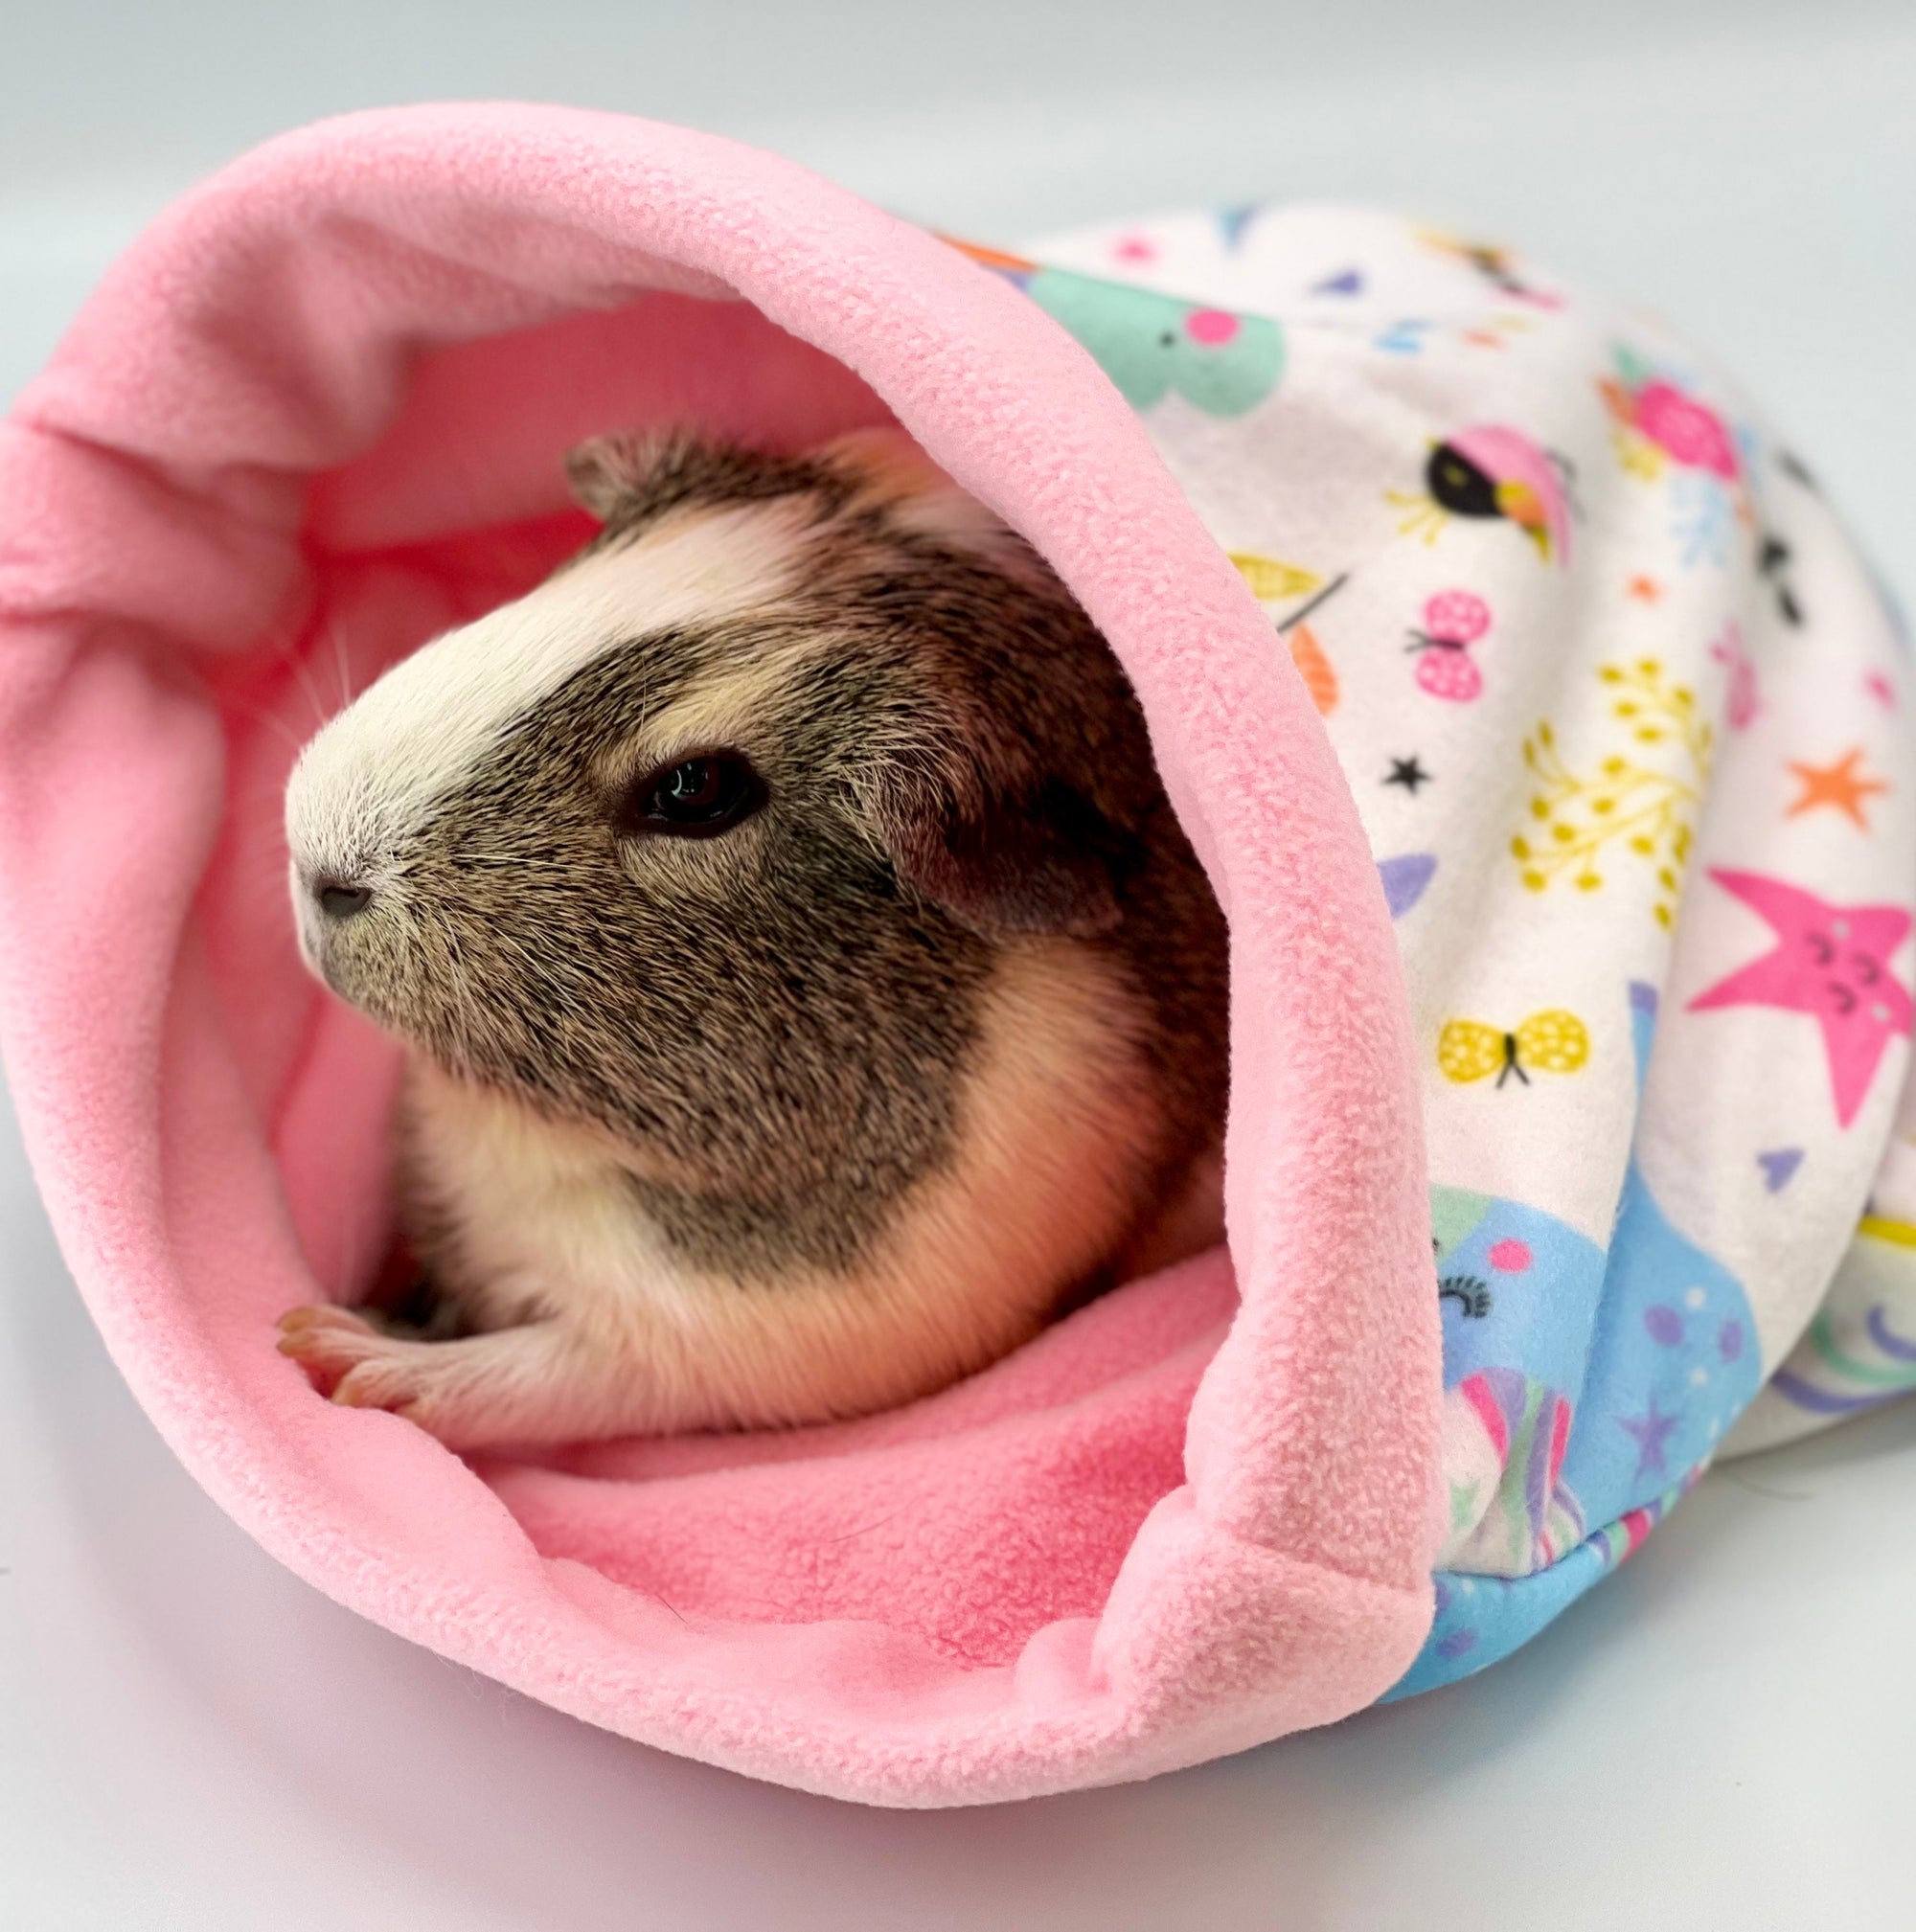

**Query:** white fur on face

left=284, top=500, right=816, bottom=897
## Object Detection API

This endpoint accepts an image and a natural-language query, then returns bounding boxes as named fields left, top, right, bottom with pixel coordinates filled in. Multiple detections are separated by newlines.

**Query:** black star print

left=1384, top=756, right=1431, bottom=793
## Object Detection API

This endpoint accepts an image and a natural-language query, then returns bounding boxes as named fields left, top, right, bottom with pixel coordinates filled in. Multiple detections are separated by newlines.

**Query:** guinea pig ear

left=878, top=772, right=1131, bottom=942
left=816, top=426, right=953, bottom=500
left=564, top=432, right=656, bottom=522
left=816, top=427, right=1015, bottom=556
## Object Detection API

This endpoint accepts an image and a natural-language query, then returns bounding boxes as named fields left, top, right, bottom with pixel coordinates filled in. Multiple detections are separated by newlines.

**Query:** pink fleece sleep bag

left=1, top=105, right=1908, bottom=1807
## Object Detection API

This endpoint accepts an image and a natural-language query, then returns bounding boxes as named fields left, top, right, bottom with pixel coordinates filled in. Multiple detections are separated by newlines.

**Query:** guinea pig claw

left=331, top=1372, right=406, bottom=1413
left=276, top=1302, right=371, bottom=1336
left=276, top=1302, right=382, bottom=1399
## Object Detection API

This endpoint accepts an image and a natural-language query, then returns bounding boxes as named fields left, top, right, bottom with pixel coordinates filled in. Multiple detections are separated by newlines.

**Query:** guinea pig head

left=284, top=428, right=1228, bottom=1426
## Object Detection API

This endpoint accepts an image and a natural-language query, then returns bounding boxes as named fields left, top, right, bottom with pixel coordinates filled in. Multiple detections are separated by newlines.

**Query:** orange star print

left=1786, top=748, right=1889, bottom=829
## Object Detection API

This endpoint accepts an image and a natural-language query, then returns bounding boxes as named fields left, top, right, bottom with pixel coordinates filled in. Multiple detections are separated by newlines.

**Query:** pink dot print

left=1185, top=308, right=1240, bottom=346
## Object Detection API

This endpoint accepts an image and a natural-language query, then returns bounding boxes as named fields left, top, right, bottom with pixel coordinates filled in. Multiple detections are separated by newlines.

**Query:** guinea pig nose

left=315, top=879, right=374, bottom=921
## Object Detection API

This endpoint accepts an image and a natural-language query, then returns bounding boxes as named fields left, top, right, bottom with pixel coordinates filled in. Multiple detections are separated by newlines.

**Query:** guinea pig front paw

left=275, top=1304, right=592, bottom=1450
left=277, top=1304, right=422, bottom=1409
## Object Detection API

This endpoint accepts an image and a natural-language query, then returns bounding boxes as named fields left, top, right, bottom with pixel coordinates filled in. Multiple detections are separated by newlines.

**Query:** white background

left=4, top=3, right=1915, bottom=1924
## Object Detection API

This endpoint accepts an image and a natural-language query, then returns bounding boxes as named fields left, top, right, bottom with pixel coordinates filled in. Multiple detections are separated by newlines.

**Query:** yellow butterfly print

left=1438, top=1011, right=1590, bottom=1088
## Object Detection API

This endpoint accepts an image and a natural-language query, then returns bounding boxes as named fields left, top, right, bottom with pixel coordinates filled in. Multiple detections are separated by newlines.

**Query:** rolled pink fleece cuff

left=0, top=104, right=1440, bottom=1805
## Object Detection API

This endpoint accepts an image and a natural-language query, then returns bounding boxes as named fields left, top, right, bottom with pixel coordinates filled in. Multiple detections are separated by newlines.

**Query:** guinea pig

left=276, top=427, right=1230, bottom=1450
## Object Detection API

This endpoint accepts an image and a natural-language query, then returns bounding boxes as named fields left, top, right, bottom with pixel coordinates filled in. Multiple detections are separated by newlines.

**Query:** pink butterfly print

left=1407, top=589, right=1491, bottom=701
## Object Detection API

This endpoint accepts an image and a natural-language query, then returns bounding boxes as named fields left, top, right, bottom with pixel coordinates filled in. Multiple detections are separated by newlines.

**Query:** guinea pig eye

left=622, top=751, right=764, bottom=838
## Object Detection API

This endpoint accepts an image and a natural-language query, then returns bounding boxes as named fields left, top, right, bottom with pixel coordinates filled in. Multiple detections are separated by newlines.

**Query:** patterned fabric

left=956, top=205, right=1916, bottom=1693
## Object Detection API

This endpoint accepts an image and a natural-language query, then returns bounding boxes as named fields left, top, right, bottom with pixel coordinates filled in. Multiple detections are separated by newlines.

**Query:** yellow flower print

left=1511, top=658, right=1713, bottom=928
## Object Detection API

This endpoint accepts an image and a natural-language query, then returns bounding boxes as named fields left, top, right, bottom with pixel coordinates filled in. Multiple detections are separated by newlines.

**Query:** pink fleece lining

left=0, top=104, right=1441, bottom=1805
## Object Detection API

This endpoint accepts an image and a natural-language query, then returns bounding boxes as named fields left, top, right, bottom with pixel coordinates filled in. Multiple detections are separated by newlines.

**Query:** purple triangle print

left=1757, top=1148, right=1804, bottom=1193
left=1312, top=267, right=1364, bottom=297
left=1379, top=852, right=1437, bottom=920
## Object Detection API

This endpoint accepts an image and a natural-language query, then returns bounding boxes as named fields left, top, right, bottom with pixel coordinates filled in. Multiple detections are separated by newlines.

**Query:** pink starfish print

left=1689, top=870, right=1913, bottom=1127
left=1865, top=671, right=1897, bottom=710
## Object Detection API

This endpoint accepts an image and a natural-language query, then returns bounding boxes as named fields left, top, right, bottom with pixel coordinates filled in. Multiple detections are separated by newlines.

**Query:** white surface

left=4, top=4, right=1916, bottom=1924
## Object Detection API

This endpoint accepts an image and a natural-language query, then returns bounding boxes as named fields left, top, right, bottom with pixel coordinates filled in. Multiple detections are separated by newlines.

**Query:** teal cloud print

left=1026, top=270, right=1285, bottom=416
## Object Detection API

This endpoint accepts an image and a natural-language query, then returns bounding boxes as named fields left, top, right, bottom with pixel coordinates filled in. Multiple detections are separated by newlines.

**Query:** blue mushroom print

left=1025, top=270, right=1285, bottom=416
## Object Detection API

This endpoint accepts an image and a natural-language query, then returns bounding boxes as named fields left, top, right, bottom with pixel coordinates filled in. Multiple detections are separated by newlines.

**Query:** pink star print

left=1689, top=869, right=1913, bottom=1128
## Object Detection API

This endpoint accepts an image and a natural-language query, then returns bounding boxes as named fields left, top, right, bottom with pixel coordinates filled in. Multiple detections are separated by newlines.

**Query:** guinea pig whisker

left=817, top=1506, right=914, bottom=1546
left=227, top=698, right=311, bottom=758
left=327, top=620, right=355, bottom=714
left=330, top=1184, right=365, bottom=1305
left=294, top=648, right=334, bottom=734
